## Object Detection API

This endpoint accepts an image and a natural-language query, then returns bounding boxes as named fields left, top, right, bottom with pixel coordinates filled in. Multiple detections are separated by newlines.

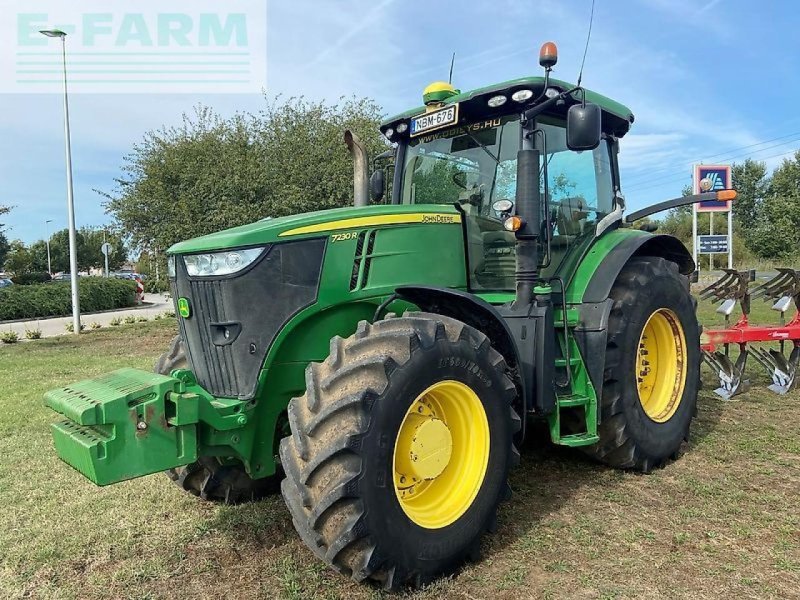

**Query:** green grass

left=1, top=317, right=798, bottom=599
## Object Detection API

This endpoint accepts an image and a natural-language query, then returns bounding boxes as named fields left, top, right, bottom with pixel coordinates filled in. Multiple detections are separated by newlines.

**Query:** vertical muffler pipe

left=344, top=130, right=369, bottom=207
left=512, top=148, right=541, bottom=309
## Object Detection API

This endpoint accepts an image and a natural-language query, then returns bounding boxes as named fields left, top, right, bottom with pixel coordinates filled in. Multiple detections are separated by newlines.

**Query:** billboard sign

left=698, top=235, right=729, bottom=254
left=694, top=165, right=732, bottom=212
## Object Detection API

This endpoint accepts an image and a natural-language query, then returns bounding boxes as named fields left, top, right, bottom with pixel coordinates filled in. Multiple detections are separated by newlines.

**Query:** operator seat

left=551, top=196, right=588, bottom=250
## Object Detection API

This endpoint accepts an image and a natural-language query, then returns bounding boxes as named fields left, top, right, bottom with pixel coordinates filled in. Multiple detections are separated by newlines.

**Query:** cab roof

left=381, top=76, right=634, bottom=139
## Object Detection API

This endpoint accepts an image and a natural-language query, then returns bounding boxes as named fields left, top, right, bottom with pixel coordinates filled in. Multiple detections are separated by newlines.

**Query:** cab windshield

left=401, top=115, right=520, bottom=215
left=401, top=114, right=615, bottom=291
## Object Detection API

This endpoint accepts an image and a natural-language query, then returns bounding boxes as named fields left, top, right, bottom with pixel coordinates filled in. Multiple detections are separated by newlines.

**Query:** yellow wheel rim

left=636, top=308, right=687, bottom=423
left=393, top=380, right=490, bottom=529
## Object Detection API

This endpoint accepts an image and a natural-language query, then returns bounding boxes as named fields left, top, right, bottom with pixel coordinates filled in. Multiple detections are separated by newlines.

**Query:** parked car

left=0, top=278, right=13, bottom=288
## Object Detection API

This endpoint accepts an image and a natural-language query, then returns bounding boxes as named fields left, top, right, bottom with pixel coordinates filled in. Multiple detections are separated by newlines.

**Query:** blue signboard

left=698, top=235, right=729, bottom=254
left=695, top=164, right=732, bottom=212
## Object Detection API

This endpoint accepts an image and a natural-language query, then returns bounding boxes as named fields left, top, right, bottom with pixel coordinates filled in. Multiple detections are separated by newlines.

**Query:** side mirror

left=566, top=103, right=601, bottom=151
left=369, top=168, right=386, bottom=202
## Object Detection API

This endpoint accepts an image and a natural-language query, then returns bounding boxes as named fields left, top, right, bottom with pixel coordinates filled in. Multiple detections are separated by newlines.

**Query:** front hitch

left=44, top=368, right=246, bottom=485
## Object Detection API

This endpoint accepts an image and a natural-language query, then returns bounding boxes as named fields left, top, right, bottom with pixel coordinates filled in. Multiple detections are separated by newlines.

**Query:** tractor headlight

left=512, top=89, right=533, bottom=103
left=183, top=247, right=265, bottom=277
left=167, top=255, right=176, bottom=279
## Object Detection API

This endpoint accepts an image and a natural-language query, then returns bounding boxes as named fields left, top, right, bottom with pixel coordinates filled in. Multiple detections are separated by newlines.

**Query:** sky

left=2, top=0, right=800, bottom=245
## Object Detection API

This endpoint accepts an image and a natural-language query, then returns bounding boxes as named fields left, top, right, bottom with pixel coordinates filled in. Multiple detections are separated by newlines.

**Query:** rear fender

left=570, top=231, right=694, bottom=399
left=581, top=233, right=694, bottom=304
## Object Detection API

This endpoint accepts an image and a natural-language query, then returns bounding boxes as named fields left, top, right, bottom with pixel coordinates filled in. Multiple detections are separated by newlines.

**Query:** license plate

left=410, top=104, right=459, bottom=137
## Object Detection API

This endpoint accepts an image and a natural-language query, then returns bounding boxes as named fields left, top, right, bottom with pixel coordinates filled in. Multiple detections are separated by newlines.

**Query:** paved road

left=1, top=293, right=174, bottom=339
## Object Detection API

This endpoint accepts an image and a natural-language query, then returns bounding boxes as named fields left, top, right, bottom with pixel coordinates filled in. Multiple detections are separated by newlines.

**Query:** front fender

left=394, top=285, right=528, bottom=437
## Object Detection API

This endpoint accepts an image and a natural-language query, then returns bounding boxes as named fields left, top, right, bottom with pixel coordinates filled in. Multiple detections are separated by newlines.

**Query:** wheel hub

left=398, top=415, right=453, bottom=481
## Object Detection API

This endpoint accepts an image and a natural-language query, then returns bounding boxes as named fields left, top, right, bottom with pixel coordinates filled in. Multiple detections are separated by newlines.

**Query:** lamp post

left=45, top=219, right=53, bottom=276
left=40, top=29, right=80, bottom=333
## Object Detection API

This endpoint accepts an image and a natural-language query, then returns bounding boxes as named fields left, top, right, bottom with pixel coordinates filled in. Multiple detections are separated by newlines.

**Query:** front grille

left=187, top=278, right=238, bottom=397
left=171, top=238, right=326, bottom=399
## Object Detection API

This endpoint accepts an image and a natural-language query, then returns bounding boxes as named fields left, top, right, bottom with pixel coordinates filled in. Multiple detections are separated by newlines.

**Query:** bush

left=110, top=317, right=122, bottom=326
left=12, top=272, right=52, bottom=285
left=65, top=322, right=86, bottom=332
left=24, top=328, right=42, bottom=339
left=89, top=322, right=102, bottom=330
left=123, top=315, right=137, bottom=324
left=1, top=330, right=19, bottom=344
left=0, top=278, right=136, bottom=321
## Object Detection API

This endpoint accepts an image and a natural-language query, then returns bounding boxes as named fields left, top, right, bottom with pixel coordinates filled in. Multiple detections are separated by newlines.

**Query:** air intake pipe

left=344, top=130, right=369, bottom=207
left=512, top=148, right=541, bottom=309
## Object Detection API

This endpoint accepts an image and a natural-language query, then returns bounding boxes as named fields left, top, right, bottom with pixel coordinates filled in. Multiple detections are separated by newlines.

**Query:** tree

left=79, top=228, right=127, bottom=272
left=0, top=204, right=10, bottom=268
left=731, top=159, right=769, bottom=229
left=747, top=151, right=800, bottom=259
left=0, top=234, right=9, bottom=269
left=26, top=240, right=50, bottom=272
left=104, top=96, right=387, bottom=255
left=4, top=240, right=32, bottom=276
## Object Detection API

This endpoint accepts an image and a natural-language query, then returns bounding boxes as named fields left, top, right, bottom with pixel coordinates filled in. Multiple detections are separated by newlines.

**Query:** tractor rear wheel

left=155, top=335, right=279, bottom=504
left=279, top=313, right=520, bottom=589
left=584, top=257, right=700, bottom=472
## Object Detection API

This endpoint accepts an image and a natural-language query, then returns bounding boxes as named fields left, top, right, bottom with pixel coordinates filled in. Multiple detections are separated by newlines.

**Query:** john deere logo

left=177, top=297, right=191, bottom=318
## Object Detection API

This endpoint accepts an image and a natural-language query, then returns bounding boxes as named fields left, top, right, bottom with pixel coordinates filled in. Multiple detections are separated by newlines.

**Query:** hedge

left=11, top=272, right=51, bottom=285
left=0, top=278, right=137, bottom=321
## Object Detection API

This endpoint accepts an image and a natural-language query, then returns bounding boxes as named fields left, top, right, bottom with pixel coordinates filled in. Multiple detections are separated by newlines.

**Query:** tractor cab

left=379, top=56, right=634, bottom=293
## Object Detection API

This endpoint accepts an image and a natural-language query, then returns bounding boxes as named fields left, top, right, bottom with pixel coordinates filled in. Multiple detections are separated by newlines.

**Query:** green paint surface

left=167, top=204, right=462, bottom=254
left=382, top=76, right=634, bottom=131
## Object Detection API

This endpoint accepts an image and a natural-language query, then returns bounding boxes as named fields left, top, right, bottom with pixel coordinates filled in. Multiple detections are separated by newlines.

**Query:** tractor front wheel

left=586, top=257, right=700, bottom=472
left=155, top=335, right=279, bottom=504
left=279, top=313, right=520, bottom=589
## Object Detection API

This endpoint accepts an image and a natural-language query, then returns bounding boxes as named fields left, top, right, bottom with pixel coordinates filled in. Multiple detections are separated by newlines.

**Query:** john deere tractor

left=44, top=43, right=736, bottom=589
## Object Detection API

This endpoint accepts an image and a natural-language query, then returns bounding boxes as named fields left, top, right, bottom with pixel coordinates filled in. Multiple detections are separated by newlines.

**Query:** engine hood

left=167, top=204, right=462, bottom=254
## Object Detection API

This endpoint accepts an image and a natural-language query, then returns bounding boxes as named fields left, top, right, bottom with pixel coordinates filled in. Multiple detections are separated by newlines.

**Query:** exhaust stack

left=512, top=148, right=541, bottom=308
left=344, top=130, right=369, bottom=207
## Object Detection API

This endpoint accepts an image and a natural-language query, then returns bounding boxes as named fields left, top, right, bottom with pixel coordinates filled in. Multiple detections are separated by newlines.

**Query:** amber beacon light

left=539, top=42, right=558, bottom=69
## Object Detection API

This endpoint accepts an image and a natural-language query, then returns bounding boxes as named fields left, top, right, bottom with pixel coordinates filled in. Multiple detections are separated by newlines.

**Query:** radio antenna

left=448, top=52, right=456, bottom=84
left=576, top=0, right=596, bottom=87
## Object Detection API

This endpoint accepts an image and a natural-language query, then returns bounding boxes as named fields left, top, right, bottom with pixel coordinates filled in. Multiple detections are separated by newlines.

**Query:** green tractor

left=44, top=43, right=735, bottom=589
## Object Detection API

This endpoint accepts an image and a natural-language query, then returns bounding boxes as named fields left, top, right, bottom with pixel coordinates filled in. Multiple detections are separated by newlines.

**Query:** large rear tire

left=279, top=313, right=520, bottom=589
left=155, top=335, right=279, bottom=504
left=584, top=257, right=700, bottom=472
